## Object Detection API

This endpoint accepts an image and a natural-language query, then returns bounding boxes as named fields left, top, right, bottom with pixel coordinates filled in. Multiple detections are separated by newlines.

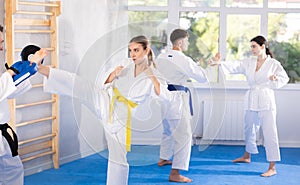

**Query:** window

left=128, top=11, right=168, bottom=57
left=128, top=0, right=300, bottom=83
left=226, top=15, right=260, bottom=60
left=226, top=0, right=263, bottom=7
left=268, top=0, right=300, bottom=8
left=128, top=0, right=167, bottom=6
left=224, top=14, right=260, bottom=81
left=268, top=13, right=300, bottom=83
left=181, top=0, right=220, bottom=7
left=179, top=12, right=219, bottom=63
left=179, top=11, right=220, bottom=82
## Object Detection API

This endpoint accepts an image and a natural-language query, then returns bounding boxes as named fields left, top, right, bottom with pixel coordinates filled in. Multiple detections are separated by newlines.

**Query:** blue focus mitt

left=5, top=61, right=38, bottom=86
left=5, top=44, right=43, bottom=86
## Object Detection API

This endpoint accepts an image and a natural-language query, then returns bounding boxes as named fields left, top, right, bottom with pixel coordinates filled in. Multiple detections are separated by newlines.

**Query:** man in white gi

left=156, top=29, right=208, bottom=182
left=0, top=25, right=46, bottom=185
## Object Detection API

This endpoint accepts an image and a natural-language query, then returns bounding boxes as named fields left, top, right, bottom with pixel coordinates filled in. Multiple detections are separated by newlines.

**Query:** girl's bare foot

left=261, top=168, right=277, bottom=177
left=233, top=152, right=251, bottom=163
left=157, top=159, right=172, bottom=166
left=232, top=156, right=251, bottom=163
left=261, top=162, right=276, bottom=177
left=169, top=169, right=192, bottom=183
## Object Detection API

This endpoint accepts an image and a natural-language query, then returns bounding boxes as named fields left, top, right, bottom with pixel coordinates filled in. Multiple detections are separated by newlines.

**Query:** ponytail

left=250, top=35, right=274, bottom=58
left=266, top=47, right=274, bottom=58
left=148, top=48, right=156, bottom=68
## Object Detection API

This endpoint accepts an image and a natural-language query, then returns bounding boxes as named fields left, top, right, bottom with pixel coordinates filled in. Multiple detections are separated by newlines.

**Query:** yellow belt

left=109, top=87, right=137, bottom=152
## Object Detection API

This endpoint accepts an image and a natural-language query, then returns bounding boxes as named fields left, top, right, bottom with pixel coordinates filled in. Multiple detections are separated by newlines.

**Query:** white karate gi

left=0, top=72, right=31, bottom=185
left=43, top=62, right=170, bottom=185
left=156, top=50, right=208, bottom=170
left=221, top=55, right=289, bottom=161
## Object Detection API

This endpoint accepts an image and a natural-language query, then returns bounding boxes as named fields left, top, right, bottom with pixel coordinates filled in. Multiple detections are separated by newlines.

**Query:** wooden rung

left=21, top=151, right=55, bottom=163
left=19, top=140, right=52, bottom=156
left=16, top=116, right=56, bottom=127
left=15, top=47, right=54, bottom=52
left=15, top=29, right=54, bottom=33
left=14, top=18, right=50, bottom=26
left=18, top=1, right=60, bottom=7
left=16, top=10, right=54, bottom=16
left=16, top=99, right=55, bottom=109
left=19, top=133, right=56, bottom=145
left=32, top=83, right=44, bottom=88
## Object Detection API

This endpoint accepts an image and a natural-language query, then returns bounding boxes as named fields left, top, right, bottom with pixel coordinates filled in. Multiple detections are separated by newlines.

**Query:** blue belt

left=167, top=84, right=193, bottom=116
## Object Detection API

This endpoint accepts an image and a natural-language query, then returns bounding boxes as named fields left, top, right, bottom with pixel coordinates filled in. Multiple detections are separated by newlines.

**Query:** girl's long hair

left=129, top=35, right=156, bottom=68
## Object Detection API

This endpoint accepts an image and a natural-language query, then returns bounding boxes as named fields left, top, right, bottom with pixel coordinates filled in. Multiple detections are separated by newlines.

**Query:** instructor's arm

left=38, top=65, right=50, bottom=78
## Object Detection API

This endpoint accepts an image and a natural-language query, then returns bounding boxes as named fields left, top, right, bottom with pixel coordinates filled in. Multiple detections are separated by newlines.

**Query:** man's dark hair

left=170, top=29, right=188, bottom=44
left=20, top=44, right=43, bottom=63
left=0, top=25, right=3, bottom=32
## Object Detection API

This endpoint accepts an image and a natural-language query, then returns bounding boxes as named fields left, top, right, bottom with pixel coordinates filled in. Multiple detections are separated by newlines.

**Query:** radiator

left=202, top=99, right=245, bottom=141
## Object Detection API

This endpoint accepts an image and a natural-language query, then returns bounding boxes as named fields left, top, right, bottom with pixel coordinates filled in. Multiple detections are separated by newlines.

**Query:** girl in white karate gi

left=156, top=29, right=208, bottom=183
left=0, top=25, right=47, bottom=185
left=210, top=35, right=289, bottom=177
left=37, top=35, right=170, bottom=185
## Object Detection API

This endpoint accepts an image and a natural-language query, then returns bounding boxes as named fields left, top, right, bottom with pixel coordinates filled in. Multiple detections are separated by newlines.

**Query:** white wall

left=275, top=86, right=300, bottom=147
left=132, top=83, right=300, bottom=148
left=1, top=0, right=128, bottom=175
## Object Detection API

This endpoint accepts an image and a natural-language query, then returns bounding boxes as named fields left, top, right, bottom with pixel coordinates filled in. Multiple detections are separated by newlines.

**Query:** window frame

left=128, top=0, right=300, bottom=87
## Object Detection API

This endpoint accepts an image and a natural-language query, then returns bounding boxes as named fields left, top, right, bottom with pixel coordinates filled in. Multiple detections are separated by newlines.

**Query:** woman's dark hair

left=250, top=35, right=274, bottom=58
left=20, top=44, right=43, bottom=63
left=129, top=35, right=156, bottom=68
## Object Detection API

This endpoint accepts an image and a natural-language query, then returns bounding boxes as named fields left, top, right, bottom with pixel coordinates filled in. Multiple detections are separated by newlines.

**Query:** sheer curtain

left=57, top=0, right=129, bottom=165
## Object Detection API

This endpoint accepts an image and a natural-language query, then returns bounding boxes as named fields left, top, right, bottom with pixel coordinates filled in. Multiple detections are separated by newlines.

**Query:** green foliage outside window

left=270, top=41, right=300, bottom=83
left=181, top=12, right=219, bottom=68
left=268, top=13, right=300, bottom=83
left=128, top=9, right=300, bottom=83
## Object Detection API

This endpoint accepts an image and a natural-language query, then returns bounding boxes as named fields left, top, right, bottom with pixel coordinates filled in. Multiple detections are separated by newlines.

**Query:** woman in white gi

left=37, top=35, right=170, bottom=185
left=156, top=29, right=208, bottom=183
left=210, top=35, right=289, bottom=177
left=0, top=25, right=47, bottom=185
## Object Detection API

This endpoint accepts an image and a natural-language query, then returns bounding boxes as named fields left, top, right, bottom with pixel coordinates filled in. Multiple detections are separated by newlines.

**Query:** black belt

left=167, top=84, right=193, bottom=116
left=0, top=123, right=19, bottom=157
